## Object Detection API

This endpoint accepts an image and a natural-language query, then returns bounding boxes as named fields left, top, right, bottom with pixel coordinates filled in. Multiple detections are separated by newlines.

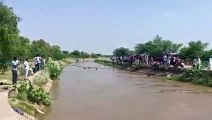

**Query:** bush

left=46, top=57, right=62, bottom=80
left=28, top=87, right=51, bottom=106
left=17, top=81, right=30, bottom=92
left=14, top=81, right=52, bottom=106
left=180, top=68, right=204, bottom=82
left=173, top=68, right=212, bottom=87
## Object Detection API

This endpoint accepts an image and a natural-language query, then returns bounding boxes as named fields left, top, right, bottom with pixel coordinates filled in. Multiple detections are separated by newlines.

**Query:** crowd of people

left=111, top=53, right=212, bottom=70
left=11, top=55, right=46, bottom=84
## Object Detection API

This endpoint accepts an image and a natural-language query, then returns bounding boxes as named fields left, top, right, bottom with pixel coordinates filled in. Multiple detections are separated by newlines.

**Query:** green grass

left=0, top=71, right=12, bottom=81
left=0, top=70, right=25, bottom=82
left=9, top=98, right=38, bottom=116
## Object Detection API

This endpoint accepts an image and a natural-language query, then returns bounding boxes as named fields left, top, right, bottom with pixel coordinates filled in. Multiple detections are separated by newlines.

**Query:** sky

left=5, top=0, right=212, bottom=54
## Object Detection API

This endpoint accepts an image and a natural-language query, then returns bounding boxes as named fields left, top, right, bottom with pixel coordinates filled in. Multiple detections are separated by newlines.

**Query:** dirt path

left=0, top=92, right=28, bottom=120
left=44, top=62, right=212, bottom=120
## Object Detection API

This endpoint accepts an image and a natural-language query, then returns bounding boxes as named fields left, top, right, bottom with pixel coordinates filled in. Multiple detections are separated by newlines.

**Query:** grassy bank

left=169, top=68, right=212, bottom=87
left=8, top=71, right=52, bottom=118
left=1, top=58, right=75, bottom=119
left=95, top=60, right=212, bottom=87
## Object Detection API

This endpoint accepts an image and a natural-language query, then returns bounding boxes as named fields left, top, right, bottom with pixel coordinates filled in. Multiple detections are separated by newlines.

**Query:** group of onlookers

left=161, top=54, right=185, bottom=68
left=11, top=55, right=46, bottom=84
left=112, top=54, right=185, bottom=68
left=111, top=53, right=212, bottom=70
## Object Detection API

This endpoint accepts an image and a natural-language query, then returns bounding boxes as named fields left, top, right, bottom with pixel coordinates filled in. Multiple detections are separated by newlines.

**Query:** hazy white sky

left=6, top=0, right=212, bottom=54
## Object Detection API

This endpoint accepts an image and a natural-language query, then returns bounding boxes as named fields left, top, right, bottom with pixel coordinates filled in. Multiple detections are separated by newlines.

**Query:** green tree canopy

left=62, top=51, right=69, bottom=56
left=70, top=50, right=81, bottom=58
left=0, top=2, right=21, bottom=61
left=30, top=39, right=51, bottom=57
left=15, top=36, right=31, bottom=58
left=51, top=45, right=65, bottom=60
left=113, top=47, right=131, bottom=56
left=135, top=35, right=182, bottom=56
left=180, top=41, right=208, bottom=60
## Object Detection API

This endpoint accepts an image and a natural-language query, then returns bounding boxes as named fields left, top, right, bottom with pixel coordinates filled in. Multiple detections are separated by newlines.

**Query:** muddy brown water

left=42, top=62, right=212, bottom=120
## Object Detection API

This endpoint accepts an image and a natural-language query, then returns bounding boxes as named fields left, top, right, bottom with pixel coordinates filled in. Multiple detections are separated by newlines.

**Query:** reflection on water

left=42, top=62, right=212, bottom=120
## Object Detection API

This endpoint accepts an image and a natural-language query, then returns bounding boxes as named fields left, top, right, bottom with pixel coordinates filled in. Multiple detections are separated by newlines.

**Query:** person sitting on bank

left=11, top=57, right=20, bottom=84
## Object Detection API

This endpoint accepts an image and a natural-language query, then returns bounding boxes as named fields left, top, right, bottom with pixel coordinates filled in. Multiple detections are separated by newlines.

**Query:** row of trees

left=113, top=35, right=212, bottom=61
left=63, top=50, right=103, bottom=59
left=0, top=2, right=105, bottom=74
left=0, top=2, right=66, bottom=62
left=0, top=2, right=102, bottom=65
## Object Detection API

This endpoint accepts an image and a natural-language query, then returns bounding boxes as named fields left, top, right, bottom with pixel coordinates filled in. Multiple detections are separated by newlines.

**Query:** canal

left=43, top=62, right=212, bottom=120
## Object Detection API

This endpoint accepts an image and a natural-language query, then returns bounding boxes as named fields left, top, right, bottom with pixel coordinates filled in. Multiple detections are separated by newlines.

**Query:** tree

left=0, top=2, right=21, bottom=73
left=30, top=39, right=51, bottom=57
left=0, top=2, right=21, bottom=61
left=51, top=45, right=65, bottom=60
left=15, top=36, right=31, bottom=58
left=70, top=50, right=81, bottom=58
left=62, top=51, right=69, bottom=57
left=180, top=41, right=208, bottom=60
left=135, top=35, right=182, bottom=56
left=113, top=47, right=131, bottom=56
left=202, top=49, right=212, bottom=61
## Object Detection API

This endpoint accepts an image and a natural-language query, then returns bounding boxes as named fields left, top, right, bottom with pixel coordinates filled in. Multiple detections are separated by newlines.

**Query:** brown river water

left=42, top=62, right=212, bottom=120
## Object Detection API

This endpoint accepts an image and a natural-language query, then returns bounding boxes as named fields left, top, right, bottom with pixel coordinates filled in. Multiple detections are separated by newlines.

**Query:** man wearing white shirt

left=37, top=54, right=41, bottom=71
left=34, top=55, right=41, bottom=72
left=209, top=55, right=212, bottom=70
left=24, top=58, right=34, bottom=79
left=197, top=56, right=201, bottom=70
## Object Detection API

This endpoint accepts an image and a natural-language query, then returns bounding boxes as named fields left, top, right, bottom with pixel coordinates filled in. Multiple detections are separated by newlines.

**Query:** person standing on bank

left=37, top=54, right=42, bottom=71
left=41, top=55, right=46, bottom=70
left=209, top=55, right=212, bottom=70
left=24, top=58, right=32, bottom=79
left=197, top=56, right=201, bottom=70
left=11, top=57, right=20, bottom=84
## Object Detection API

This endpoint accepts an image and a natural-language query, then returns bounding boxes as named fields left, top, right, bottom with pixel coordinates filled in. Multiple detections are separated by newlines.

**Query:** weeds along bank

left=8, top=58, right=73, bottom=119
left=95, top=60, right=212, bottom=87
left=169, top=68, right=212, bottom=87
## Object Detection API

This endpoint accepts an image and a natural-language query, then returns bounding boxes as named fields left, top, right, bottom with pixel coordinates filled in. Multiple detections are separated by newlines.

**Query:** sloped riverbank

left=95, top=60, right=212, bottom=87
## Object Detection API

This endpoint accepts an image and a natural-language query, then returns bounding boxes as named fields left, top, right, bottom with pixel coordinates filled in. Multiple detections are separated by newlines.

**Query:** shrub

left=17, top=81, right=30, bottom=92
left=14, top=81, right=52, bottom=106
left=180, top=68, right=204, bottom=82
left=28, top=87, right=51, bottom=106
left=46, top=57, right=62, bottom=80
left=174, top=68, right=212, bottom=87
